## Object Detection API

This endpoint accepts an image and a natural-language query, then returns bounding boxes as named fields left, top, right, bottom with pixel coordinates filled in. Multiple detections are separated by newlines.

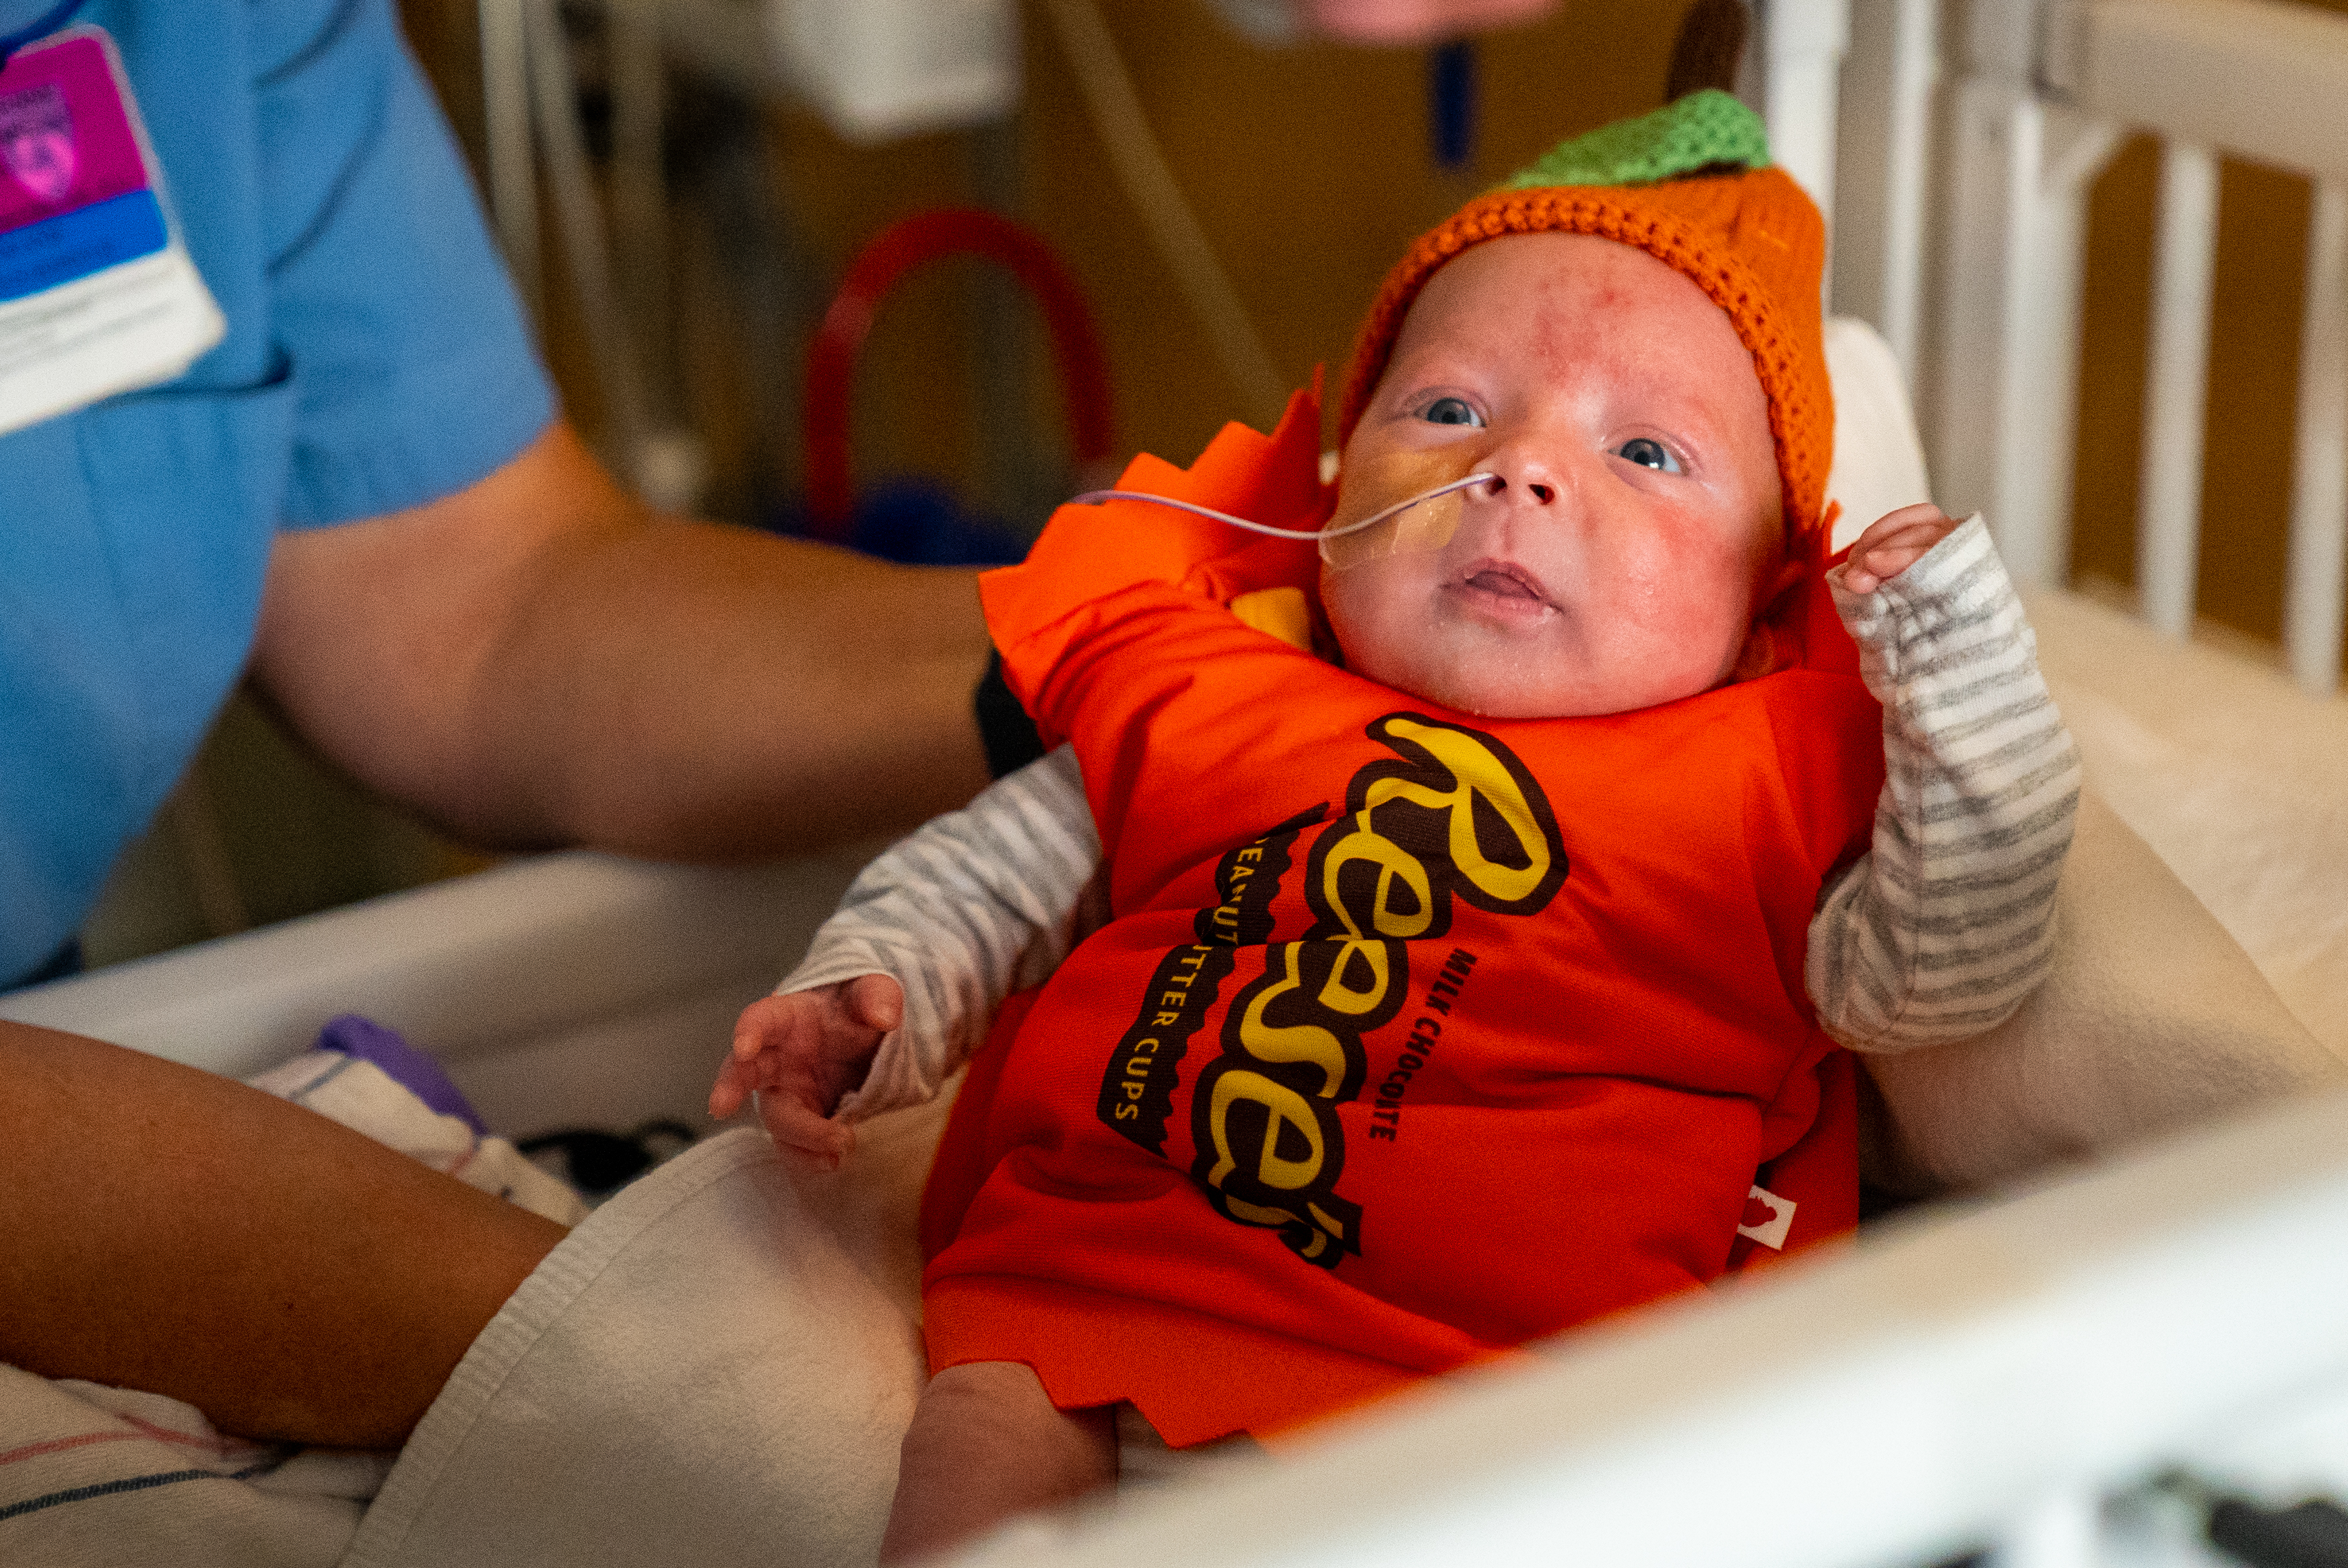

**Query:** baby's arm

left=1807, top=506, right=2083, bottom=1051
left=709, top=745, right=1105, bottom=1159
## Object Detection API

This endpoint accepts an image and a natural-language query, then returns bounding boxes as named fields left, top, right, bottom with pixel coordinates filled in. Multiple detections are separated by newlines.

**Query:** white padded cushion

left=2026, top=589, right=2348, bottom=1064
left=1823, top=315, right=1934, bottom=550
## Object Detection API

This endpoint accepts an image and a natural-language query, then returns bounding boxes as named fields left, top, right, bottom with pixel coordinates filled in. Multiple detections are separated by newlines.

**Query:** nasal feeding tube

left=1069, top=471, right=1499, bottom=570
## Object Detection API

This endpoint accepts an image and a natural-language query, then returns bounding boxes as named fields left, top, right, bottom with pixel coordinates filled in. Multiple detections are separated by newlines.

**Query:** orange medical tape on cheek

left=1318, top=487, right=1468, bottom=571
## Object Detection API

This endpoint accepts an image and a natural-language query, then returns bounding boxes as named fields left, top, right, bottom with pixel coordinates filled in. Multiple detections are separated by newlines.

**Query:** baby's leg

left=880, top=1360, right=1116, bottom=1563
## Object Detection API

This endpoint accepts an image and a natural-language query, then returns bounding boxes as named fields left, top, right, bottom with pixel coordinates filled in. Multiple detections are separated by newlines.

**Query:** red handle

left=803, top=208, right=1115, bottom=542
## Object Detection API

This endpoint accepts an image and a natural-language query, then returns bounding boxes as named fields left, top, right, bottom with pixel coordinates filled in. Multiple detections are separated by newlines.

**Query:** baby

left=713, top=91, right=2077, bottom=1562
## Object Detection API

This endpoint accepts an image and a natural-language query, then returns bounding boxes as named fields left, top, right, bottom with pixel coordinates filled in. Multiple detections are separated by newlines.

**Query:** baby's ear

left=1726, top=618, right=1783, bottom=686
left=1753, top=552, right=1807, bottom=613
left=1726, top=552, right=1810, bottom=685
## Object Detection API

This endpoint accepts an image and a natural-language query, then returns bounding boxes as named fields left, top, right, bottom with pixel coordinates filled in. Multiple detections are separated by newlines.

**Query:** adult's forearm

left=0, top=1024, right=562, bottom=1447
left=255, top=424, right=996, bottom=859
left=467, top=519, right=994, bottom=857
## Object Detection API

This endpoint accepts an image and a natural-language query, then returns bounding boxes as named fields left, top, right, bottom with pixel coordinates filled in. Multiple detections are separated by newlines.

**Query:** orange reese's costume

left=920, top=386, right=1886, bottom=1449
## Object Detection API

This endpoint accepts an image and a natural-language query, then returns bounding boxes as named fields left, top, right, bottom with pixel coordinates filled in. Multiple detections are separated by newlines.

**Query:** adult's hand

left=252, top=421, right=996, bottom=861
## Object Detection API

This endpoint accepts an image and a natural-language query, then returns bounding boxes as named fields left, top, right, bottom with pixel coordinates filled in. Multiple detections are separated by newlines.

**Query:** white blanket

left=0, top=1375, right=386, bottom=1567
left=344, top=1109, right=944, bottom=1568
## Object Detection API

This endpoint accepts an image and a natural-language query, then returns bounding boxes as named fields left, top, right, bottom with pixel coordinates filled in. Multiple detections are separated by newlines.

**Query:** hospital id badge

left=0, top=26, right=224, bottom=437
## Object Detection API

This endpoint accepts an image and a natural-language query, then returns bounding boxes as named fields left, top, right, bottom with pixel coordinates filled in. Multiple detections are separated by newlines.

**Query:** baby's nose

left=1483, top=473, right=1556, bottom=504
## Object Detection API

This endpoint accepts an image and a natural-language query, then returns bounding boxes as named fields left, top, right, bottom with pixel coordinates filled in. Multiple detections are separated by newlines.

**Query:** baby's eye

left=1615, top=437, right=1683, bottom=474
left=1417, top=396, right=1483, bottom=428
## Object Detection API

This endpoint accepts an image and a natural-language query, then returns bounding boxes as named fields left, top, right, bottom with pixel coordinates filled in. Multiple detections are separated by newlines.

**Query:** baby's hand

left=1835, top=503, right=1959, bottom=594
left=709, top=974, right=903, bottom=1170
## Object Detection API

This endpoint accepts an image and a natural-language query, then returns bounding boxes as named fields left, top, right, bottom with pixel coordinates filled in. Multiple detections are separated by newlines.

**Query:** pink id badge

left=0, top=26, right=222, bottom=436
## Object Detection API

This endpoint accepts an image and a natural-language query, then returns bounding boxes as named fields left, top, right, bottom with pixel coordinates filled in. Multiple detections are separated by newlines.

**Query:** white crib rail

left=2293, top=178, right=2348, bottom=692
left=1756, top=0, right=1853, bottom=229
left=2138, top=136, right=2219, bottom=641
left=1905, top=0, right=2118, bottom=595
left=0, top=845, right=880, bottom=1136
left=1844, top=0, right=2348, bottom=694
left=1833, top=0, right=1941, bottom=382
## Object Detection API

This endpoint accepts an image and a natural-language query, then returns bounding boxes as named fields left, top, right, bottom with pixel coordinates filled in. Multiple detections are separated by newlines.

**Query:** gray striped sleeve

left=1807, top=515, right=2082, bottom=1053
left=779, top=745, right=1106, bottom=1121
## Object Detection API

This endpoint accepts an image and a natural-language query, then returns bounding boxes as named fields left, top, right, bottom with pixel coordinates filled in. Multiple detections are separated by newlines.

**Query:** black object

left=830, top=477, right=1030, bottom=567
left=2209, top=1497, right=2348, bottom=1568
left=1858, top=1181, right=1926, bottom=1222
left=767, top=478, right=1029, bottom=567
left=1428, top=39, right=1477, bottom=172
left=975, top=649, right=1047, bottom=780
left=520, top=1119, right=698, bottom=1198
left=1666, top=0, right=1751, bottom=101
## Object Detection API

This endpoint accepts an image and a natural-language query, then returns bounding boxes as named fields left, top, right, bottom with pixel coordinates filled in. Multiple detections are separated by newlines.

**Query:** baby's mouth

left=1452, top=558, right=1555, bottom=610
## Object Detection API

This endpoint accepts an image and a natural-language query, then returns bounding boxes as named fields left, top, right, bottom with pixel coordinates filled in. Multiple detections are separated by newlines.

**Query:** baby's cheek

left=1319, top=560, right=1403, bottom=676
left=1614, top=521, right=1767, bottom=667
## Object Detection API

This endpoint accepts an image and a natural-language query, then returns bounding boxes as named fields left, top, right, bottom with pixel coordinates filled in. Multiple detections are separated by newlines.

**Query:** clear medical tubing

left=1070, top=471, right=1499, bottom=567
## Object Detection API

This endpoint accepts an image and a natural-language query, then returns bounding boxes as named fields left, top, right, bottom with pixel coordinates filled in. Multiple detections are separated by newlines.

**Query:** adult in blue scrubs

left=0, top=0, right=995, bottom=1445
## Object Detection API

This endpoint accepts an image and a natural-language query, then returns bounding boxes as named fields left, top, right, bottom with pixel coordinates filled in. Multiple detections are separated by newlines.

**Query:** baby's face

left=1323, top=232, right=1788, bottom=719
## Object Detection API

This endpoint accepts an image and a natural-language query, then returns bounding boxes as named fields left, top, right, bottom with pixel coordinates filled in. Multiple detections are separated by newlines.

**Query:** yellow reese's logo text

left=1179, top=713, right=1567, bottom=1268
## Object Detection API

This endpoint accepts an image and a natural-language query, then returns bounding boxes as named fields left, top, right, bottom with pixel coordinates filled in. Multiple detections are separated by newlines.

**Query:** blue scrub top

left=0, top=0, right=554, bottom=983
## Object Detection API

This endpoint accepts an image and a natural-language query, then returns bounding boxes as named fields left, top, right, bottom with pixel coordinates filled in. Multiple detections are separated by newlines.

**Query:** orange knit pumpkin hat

left=1338, top=91, right=1835, bottom=560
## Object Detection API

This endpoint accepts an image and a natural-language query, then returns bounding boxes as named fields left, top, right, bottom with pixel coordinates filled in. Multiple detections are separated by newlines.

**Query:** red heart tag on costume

left=1736, top=1184, right=1796, bottom=1251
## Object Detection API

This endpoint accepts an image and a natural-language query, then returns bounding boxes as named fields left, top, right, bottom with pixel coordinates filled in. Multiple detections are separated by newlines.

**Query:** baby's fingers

left=1846, top=504, right=1947, bottom=553
left=1839, top=509, right=1957, bottom=593
left=1848, top=504, right=1951, bottom=550
left=709, top=1053, right=756, bottom=1119
left=731, top=993, right=801, bottom=1061
left=1863, top=520, right=1949, bottom=556
left=844, top=973, right=905, bottom=1033
left=1841, top=548, right=1926, bottom=593
left=759, top=1094, right=857, bottom=1172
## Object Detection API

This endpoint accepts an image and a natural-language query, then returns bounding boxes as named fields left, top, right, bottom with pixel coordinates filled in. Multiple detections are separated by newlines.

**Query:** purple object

left=313, top=1014, right=488, bottom=1134
left=0, top=36, right=150, bottom=229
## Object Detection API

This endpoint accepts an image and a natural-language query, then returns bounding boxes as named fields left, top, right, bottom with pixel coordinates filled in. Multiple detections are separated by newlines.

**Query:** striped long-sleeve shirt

left=789, top=513, right=2079, bottom=1120
left=1807, top=516, right=2081, bottom=1050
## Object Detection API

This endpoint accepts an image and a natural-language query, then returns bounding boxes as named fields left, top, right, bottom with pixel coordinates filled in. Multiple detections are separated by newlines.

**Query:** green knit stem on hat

left=1495, top=89, right=1769, bottom=191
